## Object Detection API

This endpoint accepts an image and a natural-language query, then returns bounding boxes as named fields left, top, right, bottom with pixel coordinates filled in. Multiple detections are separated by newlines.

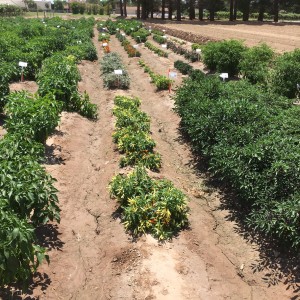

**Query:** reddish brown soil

left=145, top=19, right=300, bottom=53
left=2, top=27, right=299, bottom=300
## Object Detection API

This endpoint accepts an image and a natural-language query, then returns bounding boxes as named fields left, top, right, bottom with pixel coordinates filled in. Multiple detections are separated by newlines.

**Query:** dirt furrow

left=107, top=34, right=295, bottom=300
left=18, top=26, right=297, bottom=300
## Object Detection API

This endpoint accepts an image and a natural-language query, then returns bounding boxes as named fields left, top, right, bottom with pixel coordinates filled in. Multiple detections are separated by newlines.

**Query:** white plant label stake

left=169, top=72, right=177, bottom=79
left=19, top=61, right=27, bottom=82
left=196, top=48, right=201, bottom=61
left=102, top=43, right=108, bottom=47
left=162, top=44, right=167, bottom=48
left=133, top=45, right=139, bottom=57
left=220, top=73, right=229, bottom=82
left=114, top=70, right=123, bottom=88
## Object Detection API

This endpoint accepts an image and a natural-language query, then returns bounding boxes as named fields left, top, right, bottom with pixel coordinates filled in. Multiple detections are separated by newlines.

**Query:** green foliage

left=191, top=43, right=202, bottom=50
left=98, top=33, right=110, bottom=42
left=5, top=92, right=62, bottom=143
left=0, top=17, right=97, bottom=82
left=100, top=52, right=130, bottom=89
left=0, top=4, right=24, bottom=16
left=113, top=96, right=161, bottom=171
left=132, top=28, right=150, bottom=43
left=37, top=54, right=97, bottom=118
left=269, top=49, right=300, bottom=98
left=109, top=166, right=189, bottom=240
left=174, top=60, right=193, bottom=75
left=153, top=34, right=166, bottom=45
left=138, top=60, right=172, bottom=91
left=0, top=77, right=9, bottom=111
left=116, top=33, right=141, bottom=58
left=0, top=132, right=44, bottom=162
left=167, top=41, right=198, bottom=62
left=0, top=207, right=47, bottom=286
left=144, top=41, right=168, bottom=58
left=239, top=43, right=274, bottom=84
left=0, top=156, right=60, bottom=225
left=202, top=40, right=246, bottom=76
left=175, top=75, right=300, bottom=248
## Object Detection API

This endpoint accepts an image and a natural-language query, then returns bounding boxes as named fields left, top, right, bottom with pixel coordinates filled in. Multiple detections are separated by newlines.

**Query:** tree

left=237, top=0, right=250, bottom=21
left=229, top=0, right=234, bottom=21
left=168, top=0, right=173, bottom=19
left=137, top=0, right=141, bottom=18
left=124, top=0, right=127, bottom=17
left=233, top=0, right=238, bottom=20
left=273, top=0, right=279, bottom=22
left=189, top=0, right=195, bottom=20
left=208, top=0, right=215, bottom=21
left=162, top=0, right=166, bottom=19
left=54, top=0, right=64, bottom=11
left=141, top=0, right=147, bottom=19
left=119, top=0, right=123, bottom=16
left=198, top=0, right=204, bottom=20
left=176, top=0, right=181, bottom=21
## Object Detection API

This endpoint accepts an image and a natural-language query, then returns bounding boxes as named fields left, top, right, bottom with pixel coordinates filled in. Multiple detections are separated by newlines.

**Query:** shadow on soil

left=0, top=224, right=64, bottom=300
left=44, top=130, right=65, bottom=165
left=176, top=127, right=300, bottom=299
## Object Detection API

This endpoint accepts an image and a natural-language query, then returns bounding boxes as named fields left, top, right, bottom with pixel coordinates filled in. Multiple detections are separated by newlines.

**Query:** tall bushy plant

left=202, top=40, right=246, bottom=76
left=175, top=75, right=300, bottom=248
left=239, top=43, right=274, bottom=84
left=269, top=49, right=300, bottom=98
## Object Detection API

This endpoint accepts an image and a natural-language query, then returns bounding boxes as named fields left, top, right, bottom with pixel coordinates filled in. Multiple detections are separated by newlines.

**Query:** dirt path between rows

left=145, top=20, right=300, bottom=53
left=11, top=28, right=298, bottom=300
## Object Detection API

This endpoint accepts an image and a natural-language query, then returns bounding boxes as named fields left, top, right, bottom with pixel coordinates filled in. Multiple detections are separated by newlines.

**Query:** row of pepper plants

left=109, top=96, right=189, bottom=240
left=153, top=26, right=300, bottom=249
left=95, top=26, right=189, bottom=239
left=99, top=19, right=300, bottom=249
left=0, top=17, right=98, bottom=287
left=163, top=28, right=300, bottom=249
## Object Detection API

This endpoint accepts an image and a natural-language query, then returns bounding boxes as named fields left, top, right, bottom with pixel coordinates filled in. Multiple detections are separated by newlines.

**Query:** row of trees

left=126, top=0, right=299, bottom=22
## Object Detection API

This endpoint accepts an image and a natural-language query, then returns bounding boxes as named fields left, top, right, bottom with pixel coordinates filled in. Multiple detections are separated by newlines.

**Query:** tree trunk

left=162, top=0, right=166, bottom=20
left=209, top=0, right=215, bottom=21
left=168, top=0, right=173, bottom=19
left=198, top=0, right=203, bottom=21
left=189, top=0, right=195, bottom=20
left=150, top=0, right=154, bottom=18
left=141, top=0, right=147, bottom=19
left=258, top=0, right=265, bottom=21
left=176, top=0, right=181, bottom=21
left=119, top=0, right=123, bottom=16
left=274, top=0, right=279, bottom=22
left=137, top=0, right=141, bottom=18
left=124, top=0, right=127, bottom=17
left=233, top=0, right=238, bottom=20
left=242, top=0, right=250, bottom=21
left=229, top=0, right=234, bottom=21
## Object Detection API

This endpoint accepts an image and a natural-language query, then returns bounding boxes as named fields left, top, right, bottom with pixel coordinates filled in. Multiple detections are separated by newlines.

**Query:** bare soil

left=145, top=19, right=300, bottom=53
left=2, top=27, right=299, bottom=300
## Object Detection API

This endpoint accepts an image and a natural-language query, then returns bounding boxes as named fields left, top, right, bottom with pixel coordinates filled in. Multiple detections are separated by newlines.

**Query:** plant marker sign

left=162, top=44, right=167, bottom=48
left=102, top=43, right=108, bottom=47
left=168, top=70, right=177, bottom=93
left=196, top=48, right=201, bottom=60
left=220, top=73, right=228, bottom=82
left=19, top=61, right=27, bottom=82
left=114, top=70, right=123, bottom=75
left=169, top=71, right=177, bottom=79
left=114, top=69, right=123, bottom=88
left=133, top=44, right=139, bottom=56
